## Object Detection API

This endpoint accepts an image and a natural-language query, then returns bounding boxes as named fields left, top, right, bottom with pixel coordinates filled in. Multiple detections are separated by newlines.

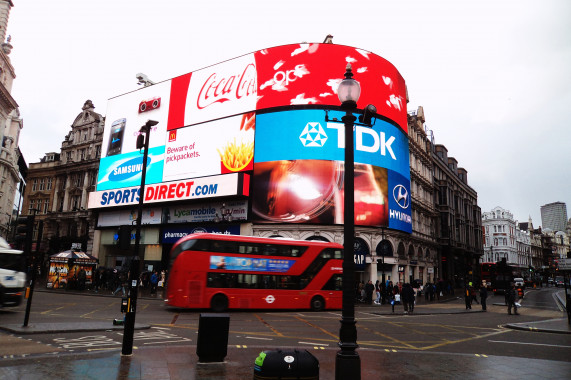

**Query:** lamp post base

left=335, top=350, right=361, bottom=379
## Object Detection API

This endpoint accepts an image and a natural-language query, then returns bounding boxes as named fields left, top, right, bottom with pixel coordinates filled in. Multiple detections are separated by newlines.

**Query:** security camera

left=136, top=73, right=155, bottom=87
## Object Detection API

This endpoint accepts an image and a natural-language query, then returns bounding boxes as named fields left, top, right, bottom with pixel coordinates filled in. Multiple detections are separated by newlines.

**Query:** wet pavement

left=1, top=288, right=569, bottom=379
left=1, top=343, right=570, bottom=379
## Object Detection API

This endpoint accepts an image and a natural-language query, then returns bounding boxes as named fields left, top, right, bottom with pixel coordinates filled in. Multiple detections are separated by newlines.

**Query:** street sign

left=558, top=258, right=571, bottom=270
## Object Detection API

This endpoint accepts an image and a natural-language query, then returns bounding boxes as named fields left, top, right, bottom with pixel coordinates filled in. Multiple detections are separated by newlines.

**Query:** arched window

left=306, top=236, right=329, bottom=242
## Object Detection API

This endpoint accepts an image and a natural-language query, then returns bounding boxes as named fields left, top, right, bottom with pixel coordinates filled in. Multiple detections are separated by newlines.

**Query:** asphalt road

left=0, top=287, right=569, bottom=365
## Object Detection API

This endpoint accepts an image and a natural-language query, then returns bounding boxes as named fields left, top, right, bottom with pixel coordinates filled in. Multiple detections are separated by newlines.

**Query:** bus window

left=323, top=274, right=343, bottom=291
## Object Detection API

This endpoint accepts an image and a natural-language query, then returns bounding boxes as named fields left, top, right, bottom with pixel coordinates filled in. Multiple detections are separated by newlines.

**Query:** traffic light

left=118, top=225, right=132, bottom=250
left=15, top=215, right=34, bottom=252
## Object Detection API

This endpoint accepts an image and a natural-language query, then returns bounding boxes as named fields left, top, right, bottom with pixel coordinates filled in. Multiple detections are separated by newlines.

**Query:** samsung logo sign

left=108, top=157, right=150, bottom=181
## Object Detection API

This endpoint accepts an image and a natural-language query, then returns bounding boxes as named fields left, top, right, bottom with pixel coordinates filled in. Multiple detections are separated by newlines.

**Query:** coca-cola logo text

left=197, top=63, right=257, bottom=109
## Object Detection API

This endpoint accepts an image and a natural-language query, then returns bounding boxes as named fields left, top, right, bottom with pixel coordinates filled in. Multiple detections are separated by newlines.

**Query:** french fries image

left=217, top=138, right=254, bottom=171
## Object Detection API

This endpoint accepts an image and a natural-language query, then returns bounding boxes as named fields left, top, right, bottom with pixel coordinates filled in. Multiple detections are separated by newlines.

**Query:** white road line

left=299, top=342, right=329, bottom=346
left=488, top=340, right=571, bottom=348
left=245, top=336, right=274, bottom=341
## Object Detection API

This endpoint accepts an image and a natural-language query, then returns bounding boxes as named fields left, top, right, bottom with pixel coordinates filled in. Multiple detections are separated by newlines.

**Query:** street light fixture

left=122, top=119, right=158, bottom=356
left=335, top=63, right=361, bottom=380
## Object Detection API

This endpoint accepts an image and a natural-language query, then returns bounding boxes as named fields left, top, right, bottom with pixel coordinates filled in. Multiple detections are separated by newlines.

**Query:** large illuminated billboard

left=97, top=81, right=171, bottom=191
left=90, top=42, right=411, bottom=233
left=251, top=109, right=411, bottom=232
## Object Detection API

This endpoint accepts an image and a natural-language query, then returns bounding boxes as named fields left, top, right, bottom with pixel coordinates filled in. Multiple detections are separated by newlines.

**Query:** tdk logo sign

left=301, top=122, right=397, bottom=160
left=393, top=184, right=410, bottom=209
left=299, top=122, right=328, bottom=147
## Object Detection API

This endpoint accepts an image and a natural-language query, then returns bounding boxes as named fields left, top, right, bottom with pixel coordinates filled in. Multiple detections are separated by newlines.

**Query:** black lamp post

left=335, top=63, right=361, bottom=380
left=122, top=119, right=158, bottom=356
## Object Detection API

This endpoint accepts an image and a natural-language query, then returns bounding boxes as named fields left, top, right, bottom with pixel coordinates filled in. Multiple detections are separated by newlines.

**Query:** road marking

left=245, top=336, right=273, bottom=340
left=488, top=340, right=571, bottom=348
left=41, top=305, right=74, bottom=315
left=294, top=316, right=339, bottom=339
left=254, top=313, right=284, bottom=337
left=298, top=342, right=328, bottom=346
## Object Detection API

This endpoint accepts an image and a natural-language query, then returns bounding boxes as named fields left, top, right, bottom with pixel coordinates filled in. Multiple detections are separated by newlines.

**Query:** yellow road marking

left=294, top=316, right=339, bottom=340
left=254, top=314, right=284, bottom=337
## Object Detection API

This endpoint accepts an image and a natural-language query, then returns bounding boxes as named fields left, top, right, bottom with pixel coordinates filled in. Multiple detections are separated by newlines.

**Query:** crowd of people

left=355, top=278, right=524, bottom=315
left=42, top=266, right=168, bottom=297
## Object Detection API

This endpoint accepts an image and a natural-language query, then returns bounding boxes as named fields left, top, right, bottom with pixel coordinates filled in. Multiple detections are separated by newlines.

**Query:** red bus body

left=165, top=233, right=344, bottom=311
left=480, top=262, right=496, bottom=289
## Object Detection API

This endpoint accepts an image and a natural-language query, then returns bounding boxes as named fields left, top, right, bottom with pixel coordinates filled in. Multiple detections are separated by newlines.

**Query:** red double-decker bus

left=165, top=233, right=344, bottom=312
left=480, top=262, right=496, bottom=289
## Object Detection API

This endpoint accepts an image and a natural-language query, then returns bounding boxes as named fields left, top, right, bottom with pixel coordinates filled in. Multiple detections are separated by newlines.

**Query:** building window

left=95, top=145, right=101, bottom=158
left=43, top=199, right=50, bottom=214
left=32, top=179, right=38, bottom=192
left=71, top=195, right=81, bottom=210
left=66, top=152, right=71, bottom=162
left=47, top=178, right=53, bottom=190
left=28, top=200, right=36, bottom=214
left=39, top=178, right=46, bottom=191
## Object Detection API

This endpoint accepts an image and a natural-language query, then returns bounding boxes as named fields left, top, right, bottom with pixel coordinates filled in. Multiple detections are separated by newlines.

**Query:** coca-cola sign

left=170, top=53, right=257, bottom=130
left=197, top=63, right=257, bottom=109
left=166, top=44, right=407, bottom=132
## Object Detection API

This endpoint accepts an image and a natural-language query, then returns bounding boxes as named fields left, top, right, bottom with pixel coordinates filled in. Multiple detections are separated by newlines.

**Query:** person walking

left=464, top=285, right=472, bottom=310
left=374, top=280, right=381, bottom=305
left=150, top=271, right=159, bottom=295
left=506, top=283, right=519, bottom=315
left=365, top=280, right=375, bottom=304
left=479, top=283, right=488, bottom=311
left=402, top=283, right=415, bottom=314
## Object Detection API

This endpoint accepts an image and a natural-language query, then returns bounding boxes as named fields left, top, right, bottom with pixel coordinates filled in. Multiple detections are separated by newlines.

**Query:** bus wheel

left=310, top=296, right=325, bottom=312
left=210, top=294, right=229, bottom=313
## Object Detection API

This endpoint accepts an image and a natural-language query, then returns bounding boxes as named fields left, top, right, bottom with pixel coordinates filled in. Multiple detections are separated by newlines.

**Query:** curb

left=504, top=322, right=571, bottom=335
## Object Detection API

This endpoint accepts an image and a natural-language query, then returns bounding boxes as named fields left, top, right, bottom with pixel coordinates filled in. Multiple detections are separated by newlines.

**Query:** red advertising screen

left=167, top=43, right=407, bottom=133
left=255, top=44, right=407, bottom=132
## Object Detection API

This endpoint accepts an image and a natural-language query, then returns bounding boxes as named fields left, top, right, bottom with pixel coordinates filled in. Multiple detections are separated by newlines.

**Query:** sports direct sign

left=88, top=173, right=248, bottom=209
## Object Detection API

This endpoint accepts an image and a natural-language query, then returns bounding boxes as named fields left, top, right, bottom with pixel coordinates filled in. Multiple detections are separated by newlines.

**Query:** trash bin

left=254, top=349, right=319, bottom=379
left=196, top=313, right=230, bottom=362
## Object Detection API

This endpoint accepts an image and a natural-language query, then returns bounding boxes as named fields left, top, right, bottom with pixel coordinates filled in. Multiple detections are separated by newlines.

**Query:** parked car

left=555, top=276, right=564, bottom=287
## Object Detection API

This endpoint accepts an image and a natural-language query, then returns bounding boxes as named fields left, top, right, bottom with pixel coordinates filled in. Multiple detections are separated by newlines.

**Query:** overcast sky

left=7, top=0, right=570, bottom=228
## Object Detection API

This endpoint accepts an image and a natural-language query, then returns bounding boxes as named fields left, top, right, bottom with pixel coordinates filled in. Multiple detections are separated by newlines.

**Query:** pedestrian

left=402, top=283, right=415, bottom=313
left=374, top=280, right=381, bottom=305
left=506, top=283, right=519, bottom=315
left=464, top=286, right=471, bottom=310
left=479, top=283, right=488, bottom=311
left=112, top=270, right=126, bottom=296
left=365, top=280, right=374, bottom=304
left=150, top=271, right=159, bottom=295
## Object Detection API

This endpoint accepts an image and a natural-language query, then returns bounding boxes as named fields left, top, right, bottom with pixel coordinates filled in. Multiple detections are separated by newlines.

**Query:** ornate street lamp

left=122, top=119, right=158, bottom=356
left=335, top=63, right=361, bottom=380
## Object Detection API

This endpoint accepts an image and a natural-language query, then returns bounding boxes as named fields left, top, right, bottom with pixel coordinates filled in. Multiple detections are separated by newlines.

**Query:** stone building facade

left=0, top=0, right=23, bottom=239
left=20, top=100, right=103, bottom=255
left=432, top=143, right=483, bottom=286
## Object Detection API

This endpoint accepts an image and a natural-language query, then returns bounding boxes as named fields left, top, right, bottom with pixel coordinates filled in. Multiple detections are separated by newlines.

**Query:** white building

left=0, top=0, right=22, bottom=239
left=481, top=207, right=518, bottom=267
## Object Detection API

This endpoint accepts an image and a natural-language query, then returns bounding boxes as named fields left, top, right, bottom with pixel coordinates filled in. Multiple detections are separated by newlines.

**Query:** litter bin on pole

left=254, top=349, right=319, bottom=379
left=196, top=313, right=230, bottom=362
